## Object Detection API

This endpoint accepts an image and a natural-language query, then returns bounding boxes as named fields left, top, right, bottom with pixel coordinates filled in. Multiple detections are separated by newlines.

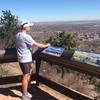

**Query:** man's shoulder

left=16, top=32, right=28, bottom=37
left=16, top=32, right=26, bottom=41
left=24, top=33, right=33, bottom=39
left=16, top=32, right=21, bottom=36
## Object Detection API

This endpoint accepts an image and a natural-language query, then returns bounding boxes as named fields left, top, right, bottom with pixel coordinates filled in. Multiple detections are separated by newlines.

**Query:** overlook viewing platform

left=0, top=48, right=100, bottom=100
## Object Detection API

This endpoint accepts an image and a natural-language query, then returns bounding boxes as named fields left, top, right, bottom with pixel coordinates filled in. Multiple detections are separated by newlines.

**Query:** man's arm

left=33, top=42, right=51, bottom=48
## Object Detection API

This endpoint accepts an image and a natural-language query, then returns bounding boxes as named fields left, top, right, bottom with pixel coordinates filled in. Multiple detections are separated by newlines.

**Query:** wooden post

left=35, top=59, right=41, bottom=86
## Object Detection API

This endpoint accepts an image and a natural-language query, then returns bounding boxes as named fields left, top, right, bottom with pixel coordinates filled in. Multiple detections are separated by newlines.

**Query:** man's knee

left=23, top=73, right=30, bottom=80
left=29, top=68, right=33, bottom=75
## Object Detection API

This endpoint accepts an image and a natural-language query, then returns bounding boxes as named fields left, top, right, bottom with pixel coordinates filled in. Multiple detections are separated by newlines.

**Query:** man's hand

left=46, top=43, right=51, bottom=47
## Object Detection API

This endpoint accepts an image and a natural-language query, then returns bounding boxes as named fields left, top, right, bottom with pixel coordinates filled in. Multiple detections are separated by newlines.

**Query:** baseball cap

left=21, top=21, right=34, bottom=28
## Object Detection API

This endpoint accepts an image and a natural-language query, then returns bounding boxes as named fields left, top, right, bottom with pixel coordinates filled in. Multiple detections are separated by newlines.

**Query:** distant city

left=30, top=20, right=100, bottom=54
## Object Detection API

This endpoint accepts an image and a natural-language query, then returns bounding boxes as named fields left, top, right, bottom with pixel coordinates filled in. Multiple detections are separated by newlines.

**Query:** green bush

left=47, top=31, right=78, bottom=50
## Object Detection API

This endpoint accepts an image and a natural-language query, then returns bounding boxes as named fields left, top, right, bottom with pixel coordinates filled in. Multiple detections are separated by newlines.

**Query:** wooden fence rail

left=0, top=48, right=99, bottom=100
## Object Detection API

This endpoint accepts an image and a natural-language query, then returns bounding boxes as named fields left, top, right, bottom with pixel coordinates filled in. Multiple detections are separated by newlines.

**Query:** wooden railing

left=0, top=48, right=100, bottom=100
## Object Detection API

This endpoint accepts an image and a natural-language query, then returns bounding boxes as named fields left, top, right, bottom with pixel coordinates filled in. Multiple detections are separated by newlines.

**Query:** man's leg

left=19, top=62, right=33, bottom=99
left=22, top=73, right=29, bottom=95
left=27, top=69, right=33, bottom=90
left=22, top=73, right=32, bottom=100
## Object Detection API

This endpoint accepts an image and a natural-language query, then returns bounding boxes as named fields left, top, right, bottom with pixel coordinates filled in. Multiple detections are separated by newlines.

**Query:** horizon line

left=32, top=19, right=100, bottom=23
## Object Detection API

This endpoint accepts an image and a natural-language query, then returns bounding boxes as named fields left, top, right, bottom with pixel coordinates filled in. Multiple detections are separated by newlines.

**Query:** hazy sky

left=0, top=0, right=100, bottom=22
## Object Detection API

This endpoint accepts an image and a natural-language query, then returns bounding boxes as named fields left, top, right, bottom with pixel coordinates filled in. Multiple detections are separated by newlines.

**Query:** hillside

left=31, top=20, right=100, bottom=33
left=30, top=20, right=100, bottom=53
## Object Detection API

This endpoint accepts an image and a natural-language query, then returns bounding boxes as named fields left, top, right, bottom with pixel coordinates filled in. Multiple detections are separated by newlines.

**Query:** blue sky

left=0, top=0, right=100, bottom=22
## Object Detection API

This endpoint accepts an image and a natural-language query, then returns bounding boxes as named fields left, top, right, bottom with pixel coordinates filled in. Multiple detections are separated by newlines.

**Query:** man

left=16, top=21, right=50, bottom=100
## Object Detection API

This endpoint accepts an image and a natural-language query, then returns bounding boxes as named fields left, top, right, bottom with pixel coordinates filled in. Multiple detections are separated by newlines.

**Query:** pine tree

left=0, top=10, right=19, bottom=48
left=48, top=31, right=78, bottom=51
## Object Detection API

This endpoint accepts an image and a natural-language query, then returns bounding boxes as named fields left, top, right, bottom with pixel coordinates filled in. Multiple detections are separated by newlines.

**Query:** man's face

left=25, top=26, right=31, bottom=32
